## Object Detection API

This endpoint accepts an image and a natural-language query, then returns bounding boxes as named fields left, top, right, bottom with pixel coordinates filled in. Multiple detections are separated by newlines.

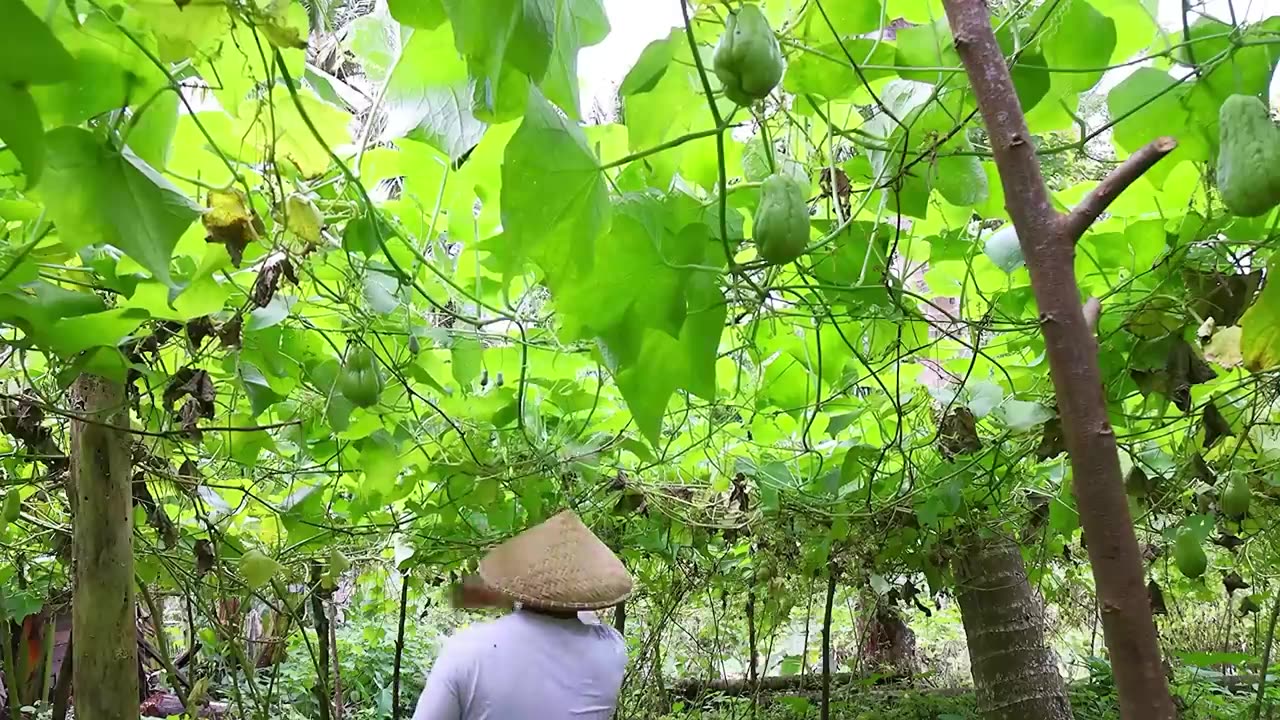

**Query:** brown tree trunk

left=940, top=0, right=1176, bottom=716
left=953, top=536, right=1073, bottom=720
left=69, top=375, right=138, bottom=720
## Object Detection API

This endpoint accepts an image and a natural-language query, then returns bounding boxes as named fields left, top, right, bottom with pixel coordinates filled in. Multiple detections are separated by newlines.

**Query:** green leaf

left=893, top=18, right=958, bottom=83
left=1038, top=0, right=1116, bottom=92
left=388, top=0, right=446, bottom=28
left=47, top=308, right=150, bottom=355
left=198, top=22, right=306, bottom=117
left=615, top=329, right=687, bottom=446
left=0, top=84, right=45, bottom=188
left=500, top=87, right=609, bottom=278
left=680, top=273, right=725, bottom=401
left=618, top=35, right=676, bottom=96
left=239, top=549, right=283, bottom=590
left=451, top=336, right=483, bottom=387
left=247, top=295, right=295, bottom=331
left=784, top=39, right=896, bottom=100
left=29, top=11, right=165, bottom=127
left=620, top=30, right=726, bottom=190
left=1241, top=266, right=1280, bottom=372
left=538, top=0, right=609, bottom=119
left=796, top=0, right=883, bottom=37
left=1106, top=68, right=1208, bottom=185
left=0, top=0, right=76, bottom=84
left=442, top=0, right=556, bottom=120
left=129, top=0, right=229, bottom=62
left=125, top=90, right=180, bottom=171
left=356, top=16, right=487, bottom=161
left=40, top=128, right=200, bottom=286
left=1002, top=400, right=1053, bottom=432
left=240, top=362, right=286, bottom=417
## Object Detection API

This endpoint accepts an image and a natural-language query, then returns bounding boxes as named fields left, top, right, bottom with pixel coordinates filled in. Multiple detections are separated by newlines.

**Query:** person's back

left=412, top=609, right=627, bottom=720
left=411, top=511, right=634, bottom=720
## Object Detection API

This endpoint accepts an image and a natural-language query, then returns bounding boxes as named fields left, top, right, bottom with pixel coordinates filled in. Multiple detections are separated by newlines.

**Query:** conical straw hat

left=478, top=510, right=633, bottom=611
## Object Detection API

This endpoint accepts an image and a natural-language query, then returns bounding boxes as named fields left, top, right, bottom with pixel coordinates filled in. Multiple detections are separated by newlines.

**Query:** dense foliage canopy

left=3, top=0, right=1280, bottom=716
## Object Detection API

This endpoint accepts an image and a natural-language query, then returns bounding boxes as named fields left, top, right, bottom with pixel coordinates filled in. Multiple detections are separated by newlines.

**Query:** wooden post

left=69, top=375, right=138, bottom=720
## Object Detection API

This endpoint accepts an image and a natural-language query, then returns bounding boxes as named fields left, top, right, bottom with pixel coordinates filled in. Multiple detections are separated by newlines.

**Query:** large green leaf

left=1241, top=265, right=1280, bottom=372
left=29, top=10, right=165, bottom=127
left=125, top=90, right=180, bottom=171
left=1039, top=0, right=1116, bottom=92
left=499, top=87, right=609, bottom=280
left=0, top=85, right=46, bottom=188
left=0, top=0, right=76, bottom=84
left=388, top=0, right=446, bottom=29
left=349, top=11, right=486, bottom=160
left=442, top=0, right=556, bottom=120
left=538, top=0, right=610, bottom=119
left=40, top=128, right=201, bottom=286
left=1106, top=68, right=1207, bottom=185
left=784, top=39, right=896, bottom=100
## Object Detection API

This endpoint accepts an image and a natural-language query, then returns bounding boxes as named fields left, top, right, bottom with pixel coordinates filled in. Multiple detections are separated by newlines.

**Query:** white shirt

left=411, top=609, right=627, bottom=720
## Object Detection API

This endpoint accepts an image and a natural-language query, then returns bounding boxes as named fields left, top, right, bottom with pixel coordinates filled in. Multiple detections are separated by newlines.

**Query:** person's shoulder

left=580, top=617, right=626, bottom=652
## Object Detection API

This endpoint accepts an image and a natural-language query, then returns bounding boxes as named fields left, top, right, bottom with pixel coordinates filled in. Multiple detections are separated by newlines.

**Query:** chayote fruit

left=1217, top=94, right=1280, bottom=217
left=753, top=173, right=810, bottom=265
left=713, top=4, right=784, bottom=107
left=1173, top=531, right=1207, bottom=579
left=1220, top=474, right=1252, bottom=519
left=338, top=346, right=385, bottom=408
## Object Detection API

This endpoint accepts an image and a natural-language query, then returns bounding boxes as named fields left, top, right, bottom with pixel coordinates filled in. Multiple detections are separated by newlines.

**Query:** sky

left=578, top=0, right=1279, bottom=115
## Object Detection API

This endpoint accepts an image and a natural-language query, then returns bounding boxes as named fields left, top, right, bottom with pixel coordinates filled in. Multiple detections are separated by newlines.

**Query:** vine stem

left=392, top=571, right=411, bottom=720
left=820, top=570, right=837, bottom=720
left=1255, top=594, right=1280, bottom=720
left=941, top=0, right=1177, bottom=717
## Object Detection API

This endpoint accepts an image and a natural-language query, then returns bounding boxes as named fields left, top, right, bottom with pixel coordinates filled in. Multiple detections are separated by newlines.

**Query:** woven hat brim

left=478, top=511, right=633, bottom=611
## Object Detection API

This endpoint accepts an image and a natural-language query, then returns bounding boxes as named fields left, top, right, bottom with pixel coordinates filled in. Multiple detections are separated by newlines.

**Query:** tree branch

left=1063, top=136, right=1178, bottom=242
left=941, top=0, right=1177, bottom=717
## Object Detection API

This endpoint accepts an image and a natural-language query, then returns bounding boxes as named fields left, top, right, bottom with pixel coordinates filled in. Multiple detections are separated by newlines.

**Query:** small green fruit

left=338, top=347, right=385, bottom=408
left=1220, top=475, right=1252, bottom=519
left=1173, top=532, right=1208, bottom=579
left=2, top=491, right=19, bottom=523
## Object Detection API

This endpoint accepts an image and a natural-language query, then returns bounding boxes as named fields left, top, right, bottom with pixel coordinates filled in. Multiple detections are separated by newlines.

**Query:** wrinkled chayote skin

left=753, top=173, right=809, bottom=265
left=713, top=4, right=784, bottom=107
left=1217, top=94, right=1280, bottom=217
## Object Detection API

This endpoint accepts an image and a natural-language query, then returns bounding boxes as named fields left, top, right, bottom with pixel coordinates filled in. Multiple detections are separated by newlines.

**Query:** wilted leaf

left=203, top=189, right=262, bottom=267
left=284, top=194, right=324, bottom=244
left=1205, top=326, right=1243, bottom=368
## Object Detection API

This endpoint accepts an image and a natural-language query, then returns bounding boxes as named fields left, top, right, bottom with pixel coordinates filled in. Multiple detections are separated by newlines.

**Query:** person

left=411, top=510, right=633, bottom=720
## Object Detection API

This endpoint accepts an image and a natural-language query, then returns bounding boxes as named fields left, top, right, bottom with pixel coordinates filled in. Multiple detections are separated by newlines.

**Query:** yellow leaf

left=1205, top=326, right=1243, bottom=369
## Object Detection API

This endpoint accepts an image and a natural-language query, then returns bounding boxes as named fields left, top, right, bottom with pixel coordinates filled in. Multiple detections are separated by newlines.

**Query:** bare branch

left=1063, top=137, right=1179, bottom=242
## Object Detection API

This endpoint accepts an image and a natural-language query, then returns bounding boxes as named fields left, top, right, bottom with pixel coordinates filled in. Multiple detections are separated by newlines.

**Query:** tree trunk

left=953, top=536, right=1072, bottom=720
left=940, top=0, right=1176, bottom=716
left=69, top=375, right=138, bottom=720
